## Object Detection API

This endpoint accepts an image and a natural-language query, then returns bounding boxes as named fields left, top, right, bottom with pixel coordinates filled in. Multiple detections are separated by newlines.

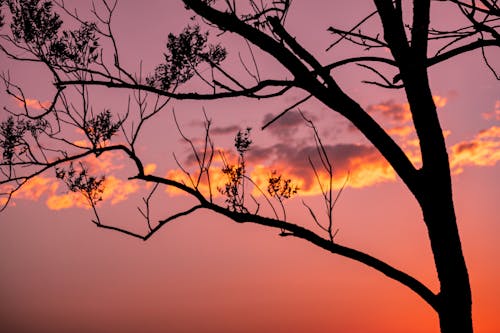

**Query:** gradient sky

left=0, top=1, right=499, bottom=333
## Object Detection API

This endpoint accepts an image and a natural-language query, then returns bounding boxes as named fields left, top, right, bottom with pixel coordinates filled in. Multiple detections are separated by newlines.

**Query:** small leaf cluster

left=8, top=0, right=62, bottom=45
left=55, top=162, right=105, bottom=205
left=235, top=127, right=252, bottom=155
left=0, top=0, right=6, bottom=28
left=84, top=110, right=121, bottom=148
left=147, top=25, right=226, bottom=90
left=219, top=163, right=246, bottom=212
left=48, top=22, right=100, bottom=66
left=267, top=170, right=299, bottom=200
left=3, top=0, right=99, bottom=67
left=0, top=116, right=48, bottom=162
left=218, top=128, right=252, bottom=212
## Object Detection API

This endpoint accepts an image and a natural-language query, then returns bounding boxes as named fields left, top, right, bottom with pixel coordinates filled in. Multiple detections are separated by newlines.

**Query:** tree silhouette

left=1, top=1, right=499, bottom=332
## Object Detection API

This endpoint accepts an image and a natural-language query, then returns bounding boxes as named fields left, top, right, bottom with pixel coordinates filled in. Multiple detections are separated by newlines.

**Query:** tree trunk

left=420, top=186, right=473, bottom=333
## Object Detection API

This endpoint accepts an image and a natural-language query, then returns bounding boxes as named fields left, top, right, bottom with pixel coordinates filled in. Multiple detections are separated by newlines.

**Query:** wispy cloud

left=481, top=100, right=500, bottom=121
left=166, top=141, right=395, bottom=199
left=15, top=98, right=51, bottom=110
left=210, top=125, right=241, bottom=135
left=6, top=96, right=498, bottom=207
left=450, top=126, right=500, bottom=174
left=261, top=111, right=317, bottom=139
left=366, top=95, right=447, bottom=125
left=366, top=99, right=412, bottom=123
left=1, top=153, right=157, bottom=210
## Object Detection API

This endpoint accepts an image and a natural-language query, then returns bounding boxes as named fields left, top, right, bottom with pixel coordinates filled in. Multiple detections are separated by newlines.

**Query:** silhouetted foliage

left=218, top=128, right=253, bottom=213
left=48, top=22, right=99, bottom=66
left=147, top=25, right=226, bottom=90
left=84, top=110, right=122, bottom=149
left=0, top=116, right=48, bottom=163
left=9, top=0, right=61, bottom=45
left=55, top=162, right=105, bottom=206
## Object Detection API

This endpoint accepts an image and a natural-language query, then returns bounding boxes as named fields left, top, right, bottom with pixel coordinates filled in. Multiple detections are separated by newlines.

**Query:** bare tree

left=1, top=1, right=499, bottom=332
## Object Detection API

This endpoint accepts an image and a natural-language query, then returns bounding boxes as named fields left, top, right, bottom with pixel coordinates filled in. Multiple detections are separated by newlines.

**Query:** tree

left=0, top=1, right=498, bottom=332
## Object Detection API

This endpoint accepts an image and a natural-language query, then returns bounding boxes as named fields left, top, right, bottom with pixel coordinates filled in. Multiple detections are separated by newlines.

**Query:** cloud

left=46, top=189, right=88, bottom=210
left=387, top=125, right=414, bottom=137
left=261, top=111, right=316, bottom=138
left=433, top=95, right=448, bottom=108
left=366, top=95, right=447, bottom=124
left=210, top=125, right=241, bottom=135
left=2, top=152, right=148, bottom=210
left=165, top=165, right=232, bottom=197
left=2, top=173, right=145, bottom=211
left=366, top=99, right=412, bottom=123
left=84, top=151, right=125, bottom=174
left=0, top=175, right=83, bottom=210
left=481, top=101, right=500, bottom=121
left=1, top=176, right=57, bottom=204
left=450, top=126, right=500, bottom=174
left=166, top=141, right=396, bottom=198
left=44, top=175, right=143, bottom=210
left=15, top=98, right=51, bottom=110
left=166, top=122, right=500, bottom=200
left=46, top=175, right=141, bottom=210
left=11, top=125, right=496, bottom=207
left=144, top=163, right=157, bottom=174
left=250, top=143, right=395, bottom=193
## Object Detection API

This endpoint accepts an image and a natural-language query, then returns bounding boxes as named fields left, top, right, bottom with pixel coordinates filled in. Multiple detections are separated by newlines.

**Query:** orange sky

left=0, top=1, right=499, bottom=333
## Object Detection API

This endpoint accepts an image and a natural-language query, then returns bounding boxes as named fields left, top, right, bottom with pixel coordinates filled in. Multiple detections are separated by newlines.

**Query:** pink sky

left=0, top=1, right=499, bottom=332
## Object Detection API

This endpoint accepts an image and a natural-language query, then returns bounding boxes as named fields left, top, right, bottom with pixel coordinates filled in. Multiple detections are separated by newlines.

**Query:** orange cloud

left=75, top=151, right=125, bottom=174
left=15, top=98, right=51, bottom=110
left=144, top=163, right=157, bottom=174
left=366, top=95, right=447, bottom=125
left=16, top=176, right=58, bottom=201
left=250, top=157, right=394, bottom=197
left=450, top=126, right=500, bottom=174
left=165, top=151, right=237, bottom=197
left=0, top=196, right=10, bottom=207
left=166, top=168, right=223, bottom=197
left=2, top=151, right=146, bottom=210
left=101, top=176, right=141, bottom=205
left=166, top=143, right=397, bottom=199
left=45, top=175, right=143, bottom=210
left=1, top=176, right=57, bottom=203
left=46, top=190, right=88, bottom=210
left=481, top=101, right=500, bottom=121
left=388, top=125, right=414, bottom=137
left=433, top=95, right=448, bottom=108
left=367, top=99, right=412, bottom=123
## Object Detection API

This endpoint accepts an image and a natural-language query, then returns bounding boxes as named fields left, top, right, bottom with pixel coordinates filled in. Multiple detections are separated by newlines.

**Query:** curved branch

left=323, top=56, right=397, bottom=71
left=95, top=204, right=204, bottom=241
left=183, top=0, right=419, bottom=195
left=428, top=38, right=500, bottom=67
left=104, top=171, right=439, bottom=311
left=55, top=78, right=295, bottom=100
left=202, top=199, right=439, bottom=311
left=0, top=144, right=144, bottom=187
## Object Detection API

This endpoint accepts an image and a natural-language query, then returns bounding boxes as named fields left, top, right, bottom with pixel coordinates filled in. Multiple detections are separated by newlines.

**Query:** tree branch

left=55, top=78, right=295, bottom=100
left=183, top=0, right=420, bottom=195
left=201, top=200, right=439, bottom=311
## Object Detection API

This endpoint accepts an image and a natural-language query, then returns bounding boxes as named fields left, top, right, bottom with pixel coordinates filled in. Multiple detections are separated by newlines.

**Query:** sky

left=0, top=1, right=499, bottom=333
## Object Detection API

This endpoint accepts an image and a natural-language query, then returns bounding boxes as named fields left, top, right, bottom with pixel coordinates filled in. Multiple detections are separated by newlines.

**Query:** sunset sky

left=0, top=1, right=499, bottom=333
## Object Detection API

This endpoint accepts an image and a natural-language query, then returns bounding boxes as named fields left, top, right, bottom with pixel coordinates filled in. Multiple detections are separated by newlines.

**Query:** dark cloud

left=247, top=141, right=392, bottom=190
left=210, top=125, right=241, bottom=135
left=261, top=111, right=317, bottom=139
left=454, top=141, right=478, bottom=154
left=177, top=132, right=395, bottom=191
